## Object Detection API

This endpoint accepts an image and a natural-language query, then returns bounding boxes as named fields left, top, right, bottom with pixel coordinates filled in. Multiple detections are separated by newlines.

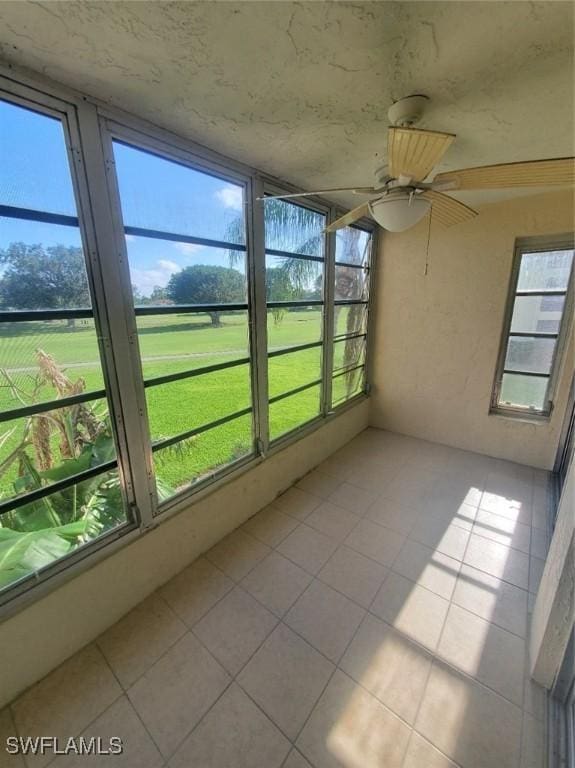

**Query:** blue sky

left=1, top=98, right=363, bottom=297
left=0, top=99, right=247, bottom=296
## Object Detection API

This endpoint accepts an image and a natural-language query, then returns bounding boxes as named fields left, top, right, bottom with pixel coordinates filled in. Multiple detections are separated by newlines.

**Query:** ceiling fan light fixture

left=369, top=191, right=431, bottom=232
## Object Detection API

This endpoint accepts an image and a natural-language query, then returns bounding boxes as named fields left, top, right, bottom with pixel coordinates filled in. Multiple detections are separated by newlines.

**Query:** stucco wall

left=370, top=190, right=575, bottom=469
left=0, top=401, right=368, bottom=708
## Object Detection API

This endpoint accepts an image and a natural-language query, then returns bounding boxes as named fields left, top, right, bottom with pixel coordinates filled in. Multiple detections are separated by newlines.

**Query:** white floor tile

left=241, top=551, right=312, bottom=617
left=345, top=517, right=405, bottom=567
left=318, top=545, right=387, bottom=608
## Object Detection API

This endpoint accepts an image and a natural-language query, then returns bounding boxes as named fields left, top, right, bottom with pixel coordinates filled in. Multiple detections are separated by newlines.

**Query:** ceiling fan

left=260, top=95, right=575, bottom=234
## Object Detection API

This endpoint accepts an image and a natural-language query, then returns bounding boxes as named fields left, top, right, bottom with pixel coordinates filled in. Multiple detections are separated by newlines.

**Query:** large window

left=492, top=236, right=574, bottom=418
left=0, top=74, right=374, bottom=607
left=0, top=98, right=129, bottom=592
left=332, top=224, right=372, bottom=408
left=264, top=198, right=327, bottom=440
left=111, top=140, right=255, bottom=502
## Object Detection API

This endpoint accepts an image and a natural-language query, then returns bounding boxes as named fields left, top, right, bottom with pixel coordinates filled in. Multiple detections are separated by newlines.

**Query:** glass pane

left=267, top=308, right=322, bottom=351
left=268, top=348, right=321, bottom=399
left=137, top=311, right=249, bottom=381
left=264, top=199, right=326, bottom=257
left=334, top=304, right=367, bottom=338
left=0, top=320, right=105, bottom=411
left=335, top=227, right=371, bottom=266
left=153, top=413, right=253, bottom=499
left=113, top=142, right=246, bottom=244
left=269, top=384, right=321, bottom=441
left=0, top=468, right=126, bottom=591
left=510, top=294, right=565, bottom=334
left=126, top=235, right=247, bottom=306
left=334, top=265, right=369, bottom=301
left=0, top=99, right=77, bottom=216
left=517, top=249, right=574, bottom=292
left=332, top=367, right=365, bottom=406
left=265, top=254, right=322, bottom=300
left=0, top=218, right=90, bottom=311
left=505, top=336, right=556, bottom=375
left=499, top=373, right=548, bottom=410
left=0, top=398, right=115, bottom=504
left=333, top=337, right=366, bottom=372
left=146, top=364, right=252, bottom=442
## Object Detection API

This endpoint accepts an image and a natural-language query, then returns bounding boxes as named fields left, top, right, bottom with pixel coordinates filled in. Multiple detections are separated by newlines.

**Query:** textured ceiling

left=0, top=1, right=573, bottom=208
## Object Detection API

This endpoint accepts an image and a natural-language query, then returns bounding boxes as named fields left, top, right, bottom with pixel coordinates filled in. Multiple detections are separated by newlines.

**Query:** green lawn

left=0, top=310, right=362, bottom=500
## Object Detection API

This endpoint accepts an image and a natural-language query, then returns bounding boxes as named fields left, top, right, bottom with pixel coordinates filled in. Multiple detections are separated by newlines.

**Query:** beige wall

left=370, top=190, right=575, bottom=469
left=0, top=401, right=368, bottom=708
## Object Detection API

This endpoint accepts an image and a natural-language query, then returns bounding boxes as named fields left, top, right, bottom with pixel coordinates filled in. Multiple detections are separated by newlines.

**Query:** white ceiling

left=0, top=1, right=573, bottom=208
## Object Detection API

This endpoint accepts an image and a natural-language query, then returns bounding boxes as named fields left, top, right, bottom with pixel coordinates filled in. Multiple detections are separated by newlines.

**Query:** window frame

left=0, top=65, right=375, bottom=615
left=491, top=233, right=575, bottom=420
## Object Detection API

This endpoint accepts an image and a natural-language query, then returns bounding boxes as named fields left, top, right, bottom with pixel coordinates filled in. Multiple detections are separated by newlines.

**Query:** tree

left=0, top=243, right=90, bottom=319
left=166, top=264, right=244, bottom=327
left=265, top=267, right=300, bottom=326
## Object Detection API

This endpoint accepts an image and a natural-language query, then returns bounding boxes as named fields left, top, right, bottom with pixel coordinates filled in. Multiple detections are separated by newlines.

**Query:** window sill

left=489, top=407, right=551, bottom=425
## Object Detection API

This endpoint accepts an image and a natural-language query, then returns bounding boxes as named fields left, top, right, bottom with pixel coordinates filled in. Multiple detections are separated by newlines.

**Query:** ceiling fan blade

left=325, top=203, right=371, bottom=233
left=388, top=127, right=456, bottom=182
left=421, top=190, right=478, bottom=227
left=258, top=187, right=378, bottom=201
left=432, top=157, right=575, bottom=190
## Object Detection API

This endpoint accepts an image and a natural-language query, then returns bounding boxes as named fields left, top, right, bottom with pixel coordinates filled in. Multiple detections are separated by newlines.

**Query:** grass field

left=0, top=309, right=364, bottom=500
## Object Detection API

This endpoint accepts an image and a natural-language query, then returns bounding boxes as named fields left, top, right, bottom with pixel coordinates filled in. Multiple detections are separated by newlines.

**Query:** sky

left=0, top=98, right=366, bottom=297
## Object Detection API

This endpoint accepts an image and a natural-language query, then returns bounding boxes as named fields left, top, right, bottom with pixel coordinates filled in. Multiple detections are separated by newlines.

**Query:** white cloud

left=125, top=234, right=136, bottom=242
left=174, top=242, right=203, bottom=256
left=215, top=186, right=243, bottom=211
left=158, top=259, right=179, bottom=272
left=131, top=259, right=180, bottom=296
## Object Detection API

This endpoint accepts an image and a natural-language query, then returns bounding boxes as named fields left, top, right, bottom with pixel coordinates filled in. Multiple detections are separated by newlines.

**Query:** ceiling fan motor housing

left=387, top=94, right=429, bottom=127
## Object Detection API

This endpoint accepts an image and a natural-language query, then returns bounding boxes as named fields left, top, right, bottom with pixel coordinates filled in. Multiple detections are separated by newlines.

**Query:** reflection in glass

left=505, top=336, right=556, bottom=375
left=264, top=199, right=325, bottom=257
left=334, top=265, right=368, bottom=301
left=517, top=250, right=574, bottom=292
left=265, top=255, right=322, bottom=300
left=333, top=338, right=366, bottom=372
left=510, top=294, right=565, bottom=334
left=335, top=226, right=371, bottom=266
left=332, top=367, right=364, bottom=406
left=334, top=304, right=367, bottom=339
left=500, top=373, right=548, bottom=410
left=153, top=413, right=254, bottom=497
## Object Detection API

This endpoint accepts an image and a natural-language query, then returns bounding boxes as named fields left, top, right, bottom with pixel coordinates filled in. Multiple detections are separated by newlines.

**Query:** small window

left=491, top=236, right=574, bottom=418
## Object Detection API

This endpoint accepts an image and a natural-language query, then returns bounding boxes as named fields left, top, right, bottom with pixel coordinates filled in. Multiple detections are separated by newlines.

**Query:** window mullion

left=323, top=212, right=336, bottom=414
left=248, top=175, right=270, bottom=455
left=75, top=102, right=157, bottom=528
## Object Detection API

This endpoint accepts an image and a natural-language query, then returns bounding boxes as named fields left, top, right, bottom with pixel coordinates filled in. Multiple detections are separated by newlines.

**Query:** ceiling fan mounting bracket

left=387, top=94, right=429, bottom=127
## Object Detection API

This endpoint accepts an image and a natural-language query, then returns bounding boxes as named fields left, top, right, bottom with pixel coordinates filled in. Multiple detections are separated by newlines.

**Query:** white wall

left=370, top=190, right=574, bottom=469
left=0, top=401, right=368, bottom=708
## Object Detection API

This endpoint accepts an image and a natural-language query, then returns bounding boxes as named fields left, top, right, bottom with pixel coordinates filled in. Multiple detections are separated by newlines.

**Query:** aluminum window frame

left=0, top=63, right=374, bottom=615
left=491, top=233, right=575, bottom=420
left=0, top=79, right=141, bottom=609
left=261, top=185, right=332, bottom=442
left=100, top=121, right=259, bottom=512
left=330, top=217, right=377, bottom=409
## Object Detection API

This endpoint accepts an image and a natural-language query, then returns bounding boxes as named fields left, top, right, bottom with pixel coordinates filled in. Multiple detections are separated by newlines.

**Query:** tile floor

left=2, top=428, right=551, bottom=768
